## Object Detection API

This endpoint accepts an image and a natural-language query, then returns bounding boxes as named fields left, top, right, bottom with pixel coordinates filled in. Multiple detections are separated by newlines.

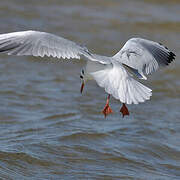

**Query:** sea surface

left=0, top=0, right=179, bottom=179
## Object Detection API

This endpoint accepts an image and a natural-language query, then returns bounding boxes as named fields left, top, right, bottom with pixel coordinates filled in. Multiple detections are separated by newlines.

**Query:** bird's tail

left=90, top=63, right=152, bottom=104
left=120, top=76, right=152, bottom=104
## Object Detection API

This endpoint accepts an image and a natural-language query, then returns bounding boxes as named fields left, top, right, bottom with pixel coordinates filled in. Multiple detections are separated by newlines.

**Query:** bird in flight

left=0, top=31, right=176, bottom=117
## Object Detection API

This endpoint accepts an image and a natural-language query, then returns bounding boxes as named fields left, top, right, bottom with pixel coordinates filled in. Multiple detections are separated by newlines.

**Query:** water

left=0, top=0, right=180, bottom=179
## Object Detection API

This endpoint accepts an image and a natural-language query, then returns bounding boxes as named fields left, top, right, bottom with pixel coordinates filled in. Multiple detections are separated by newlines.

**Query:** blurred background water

left=0, top=0, right=179, bottom=179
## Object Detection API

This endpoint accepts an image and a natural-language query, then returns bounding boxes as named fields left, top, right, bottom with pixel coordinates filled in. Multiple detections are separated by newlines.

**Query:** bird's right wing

left=113, top=38, right=176, bottom=80
left=0, top=30, right=110, bottom=64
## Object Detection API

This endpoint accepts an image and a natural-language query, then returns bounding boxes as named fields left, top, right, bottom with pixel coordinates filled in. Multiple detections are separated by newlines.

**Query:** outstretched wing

left=0, top=30, right=110, bottom=64
left=113, top=38, right=176, bottom=80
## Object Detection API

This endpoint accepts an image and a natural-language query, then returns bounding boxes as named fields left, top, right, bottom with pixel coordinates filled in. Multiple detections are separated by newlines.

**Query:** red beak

left=80, top=82, right=85, bottom=94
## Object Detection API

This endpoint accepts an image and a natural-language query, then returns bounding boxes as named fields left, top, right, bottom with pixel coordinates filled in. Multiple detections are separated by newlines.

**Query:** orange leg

left=80, top=81, right=85, bottom=94
left=120, top=103, right=129, bottom=118
left=102, top=94, right=113, bottom=118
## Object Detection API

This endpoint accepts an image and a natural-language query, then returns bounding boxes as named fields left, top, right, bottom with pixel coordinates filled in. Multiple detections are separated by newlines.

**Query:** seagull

left=0, top=30, right=176, bottom=117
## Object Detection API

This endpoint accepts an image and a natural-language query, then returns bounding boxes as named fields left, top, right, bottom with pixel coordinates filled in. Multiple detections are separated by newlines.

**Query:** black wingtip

left=167, top=51, right=176, bottom=64
left=158, top=42, right=176, bottom=65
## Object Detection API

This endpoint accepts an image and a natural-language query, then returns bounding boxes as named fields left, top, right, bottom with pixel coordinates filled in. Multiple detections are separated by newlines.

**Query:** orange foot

left=120, top=103, right=129, bottom=118
left=102, top=94, right=113, bottom=118
left=102, top=103, right=113, bottom=118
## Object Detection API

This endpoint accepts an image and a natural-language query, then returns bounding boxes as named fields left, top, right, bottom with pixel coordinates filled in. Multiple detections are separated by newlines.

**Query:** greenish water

left=0, top=0, right=179, bottom=179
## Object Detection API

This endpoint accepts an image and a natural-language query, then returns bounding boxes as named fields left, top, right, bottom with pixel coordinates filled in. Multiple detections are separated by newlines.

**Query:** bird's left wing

left=113, top=38, right=176, bottom=80
left=0, top=30, right=110, bottom=64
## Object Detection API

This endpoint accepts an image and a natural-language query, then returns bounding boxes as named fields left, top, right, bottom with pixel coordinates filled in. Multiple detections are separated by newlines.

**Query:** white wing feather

left=0, top=30, right=110, bottom=64
left=113, top=38, right=175, bottom=79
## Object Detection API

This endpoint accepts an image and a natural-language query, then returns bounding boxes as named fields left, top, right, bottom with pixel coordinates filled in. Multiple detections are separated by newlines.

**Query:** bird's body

left=0, top=30, right=176, bottom=117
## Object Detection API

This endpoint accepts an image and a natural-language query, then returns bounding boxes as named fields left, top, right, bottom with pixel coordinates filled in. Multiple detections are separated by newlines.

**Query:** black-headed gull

left=0, top=31, right=176, bottom=117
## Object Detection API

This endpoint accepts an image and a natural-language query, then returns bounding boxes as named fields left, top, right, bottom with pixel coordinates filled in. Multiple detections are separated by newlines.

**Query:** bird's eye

left=80, top=75, right=83, bottom=79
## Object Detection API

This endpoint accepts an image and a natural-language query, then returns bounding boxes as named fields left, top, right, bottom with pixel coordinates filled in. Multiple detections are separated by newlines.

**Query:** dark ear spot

left=80, top=75, right=83, bottom=79
left=82, top=69, right=84, bottom=75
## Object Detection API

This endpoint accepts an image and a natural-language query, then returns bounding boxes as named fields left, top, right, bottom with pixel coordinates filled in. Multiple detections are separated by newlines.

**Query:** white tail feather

left=90, top=63, right=152, bottom=104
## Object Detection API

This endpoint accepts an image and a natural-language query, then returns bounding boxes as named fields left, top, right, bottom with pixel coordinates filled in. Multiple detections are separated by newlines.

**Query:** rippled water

left=0, top=0, right=180, bottom=179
